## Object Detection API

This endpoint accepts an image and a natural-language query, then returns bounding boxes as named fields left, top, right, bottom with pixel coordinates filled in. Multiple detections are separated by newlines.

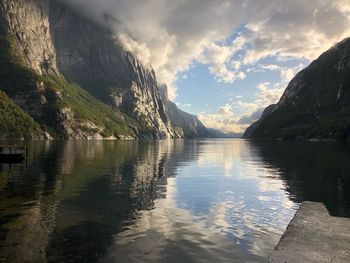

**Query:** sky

left=63, top=0, right=350, bottom=133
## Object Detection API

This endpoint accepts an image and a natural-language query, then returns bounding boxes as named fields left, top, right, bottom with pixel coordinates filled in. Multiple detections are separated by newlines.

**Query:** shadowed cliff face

left=0, top=0, right=183, bottom=139
left=49, top=1, right=178, bottom=139
left=0, top=0, right=64, bottom=138
left=244, top=38, right=350, bottom=140
left=0, top=0, right=57, bottom=74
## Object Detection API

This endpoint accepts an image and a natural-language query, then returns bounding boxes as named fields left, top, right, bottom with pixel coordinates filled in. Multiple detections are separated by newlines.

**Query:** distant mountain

left=0, top=0, right=206, bottom=139
left=207, top=128, right=242, bottom=138
left=244, top=37, right=350, bottom=140
left=159, top=85, right=210, bottom=138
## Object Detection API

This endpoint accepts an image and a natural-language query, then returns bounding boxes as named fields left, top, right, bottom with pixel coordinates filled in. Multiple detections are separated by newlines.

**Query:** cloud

left=235, top=101, right=259, bottom=114
left=240, top=1, right=350, bottom=65
left=198, top=114, right=243, bottom=133
left=198, top=103, right=252, bottom=133
left=218, top=104, right=234, bottom=116
left=199, top=37, right=247, bottom=83
left=239, top=62, right=306, bottom=114
left=223, top=81, right=285, bottom=131
left=256, top=82, right=285, bottom=107
left=117, top=33, right=152, bottom=67
left=176, top=102, right=192, bottom=108
left=280, top=64, right=305, bottom=83
left=62, top=0, right=350, bottom=101
left=237, top=108, right=264, bottom=125
left=261, top=64, right=281, bottom=71
left=230, top=65, right=300, bottom=130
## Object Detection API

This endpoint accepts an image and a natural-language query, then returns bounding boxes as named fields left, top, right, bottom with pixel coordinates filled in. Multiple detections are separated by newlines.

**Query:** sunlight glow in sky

left=64, top=0, right=350, bottom=132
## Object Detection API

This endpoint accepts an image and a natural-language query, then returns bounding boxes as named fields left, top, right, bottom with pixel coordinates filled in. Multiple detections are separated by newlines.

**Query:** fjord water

left=0, top=140, right=349, bottom=262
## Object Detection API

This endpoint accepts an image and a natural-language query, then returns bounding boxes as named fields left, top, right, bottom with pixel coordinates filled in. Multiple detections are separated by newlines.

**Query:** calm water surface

left=0, top=139, right=349, bottom=262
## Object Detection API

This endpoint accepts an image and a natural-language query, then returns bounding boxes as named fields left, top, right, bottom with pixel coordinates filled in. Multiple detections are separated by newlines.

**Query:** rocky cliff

left=0, top=0, right=188, bottom=139
left=159, top=85, right=210, bottom=138
left=244, top=37, right=350, bottom=140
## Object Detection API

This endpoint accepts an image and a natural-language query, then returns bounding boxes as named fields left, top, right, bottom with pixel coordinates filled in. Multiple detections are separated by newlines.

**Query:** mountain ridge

left=244, top=37, right=350, bottom=141
left=159, top=85, right=210, bottom=138
left=0, top=0, right=209, bottom=139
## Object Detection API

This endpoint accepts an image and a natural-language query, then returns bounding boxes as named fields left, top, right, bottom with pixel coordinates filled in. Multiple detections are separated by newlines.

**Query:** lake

left=0, top=139, right=349, bottom=262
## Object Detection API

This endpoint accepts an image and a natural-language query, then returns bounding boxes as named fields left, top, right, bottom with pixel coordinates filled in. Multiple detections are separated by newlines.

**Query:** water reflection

left=0, top=140, right=349, bottom=262
left=250, top=140, right=350, bottom=217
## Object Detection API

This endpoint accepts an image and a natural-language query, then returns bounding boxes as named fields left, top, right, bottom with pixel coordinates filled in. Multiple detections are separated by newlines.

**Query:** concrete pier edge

left=270, top=201, right=350, bottom=263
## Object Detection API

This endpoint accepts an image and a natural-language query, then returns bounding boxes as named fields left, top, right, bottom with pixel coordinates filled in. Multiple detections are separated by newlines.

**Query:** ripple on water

left=0, top=139, right=349, bottom=262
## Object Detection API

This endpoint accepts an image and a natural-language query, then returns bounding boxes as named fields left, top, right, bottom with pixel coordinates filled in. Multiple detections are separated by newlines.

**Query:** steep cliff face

left=243, top=104, right=276, bottom=138
left=159, top=85, right=210, bottom=138
left=0, top=0, right=66, bottom=138
left=50, top=2, right=178, bottom=138
left=0, top=0, right=181, bottom=139
left=0, top=0, right=57, bottom=73
left=244, top=38, right=350, bottom=140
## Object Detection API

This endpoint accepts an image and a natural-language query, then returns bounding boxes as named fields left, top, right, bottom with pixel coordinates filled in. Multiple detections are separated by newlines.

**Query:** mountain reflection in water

left=0, top=140, right=349, bottom=262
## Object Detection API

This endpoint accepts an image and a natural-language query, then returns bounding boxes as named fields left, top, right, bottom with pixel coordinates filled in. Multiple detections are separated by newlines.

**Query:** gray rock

left=270, top=201, right=350, bottom=263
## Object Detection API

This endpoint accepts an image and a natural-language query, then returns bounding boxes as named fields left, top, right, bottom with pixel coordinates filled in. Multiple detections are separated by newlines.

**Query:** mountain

left=0, top=0, right=200, bottom=139
left=244, top=37, right=350, bottom=140
left=207, top=128, right=242, bottom=138
left=159, top=85, right=210, bottom=138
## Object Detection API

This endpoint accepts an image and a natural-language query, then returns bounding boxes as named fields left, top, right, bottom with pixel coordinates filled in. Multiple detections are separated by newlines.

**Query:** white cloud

left=175, top=102, right=192, bottom=110
left=218, top=104, right=234, bottom=116
left=199, top=36, right=248, bottom=83
left=280, top=64, right=305, bottom=84
left=224, top=81, right=284, bottom=131
left=240, top=2, right=350, bottom=63
left=261, top=64, right=281, bottom=71
left=236, top=62, right=306, bottom=118
left=198, top=114, right=243, bottom=133
left=220, top=60, right=305, bottom=132
left=235, top=101, right=259, bottom=114
left=198, top=102, right=260, bottom=133
left=62, top=0, right=350, bottom=133
left=117, top=33, right=152, bottom=68
left=198, top=103, right=246, bottom=133
left=237, top=108, right=265, bottom=125
left=62, top=0, right=350, bottom=101
left=256, top=82, right=285, bottom=107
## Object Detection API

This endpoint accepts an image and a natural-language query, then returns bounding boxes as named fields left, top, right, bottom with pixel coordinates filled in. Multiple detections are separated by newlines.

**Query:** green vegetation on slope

left=0, top=91, right=41, bottom=139
left=250, top=105, right=350, bottom=140
left=43, top=75, right=135, bottom=137
left=0, top=36, right=39, bottom=95
left=0, top=35, right=65, bottom=136
left=0, top=35, right=137, bottom=138
left=77, top=79, right=160, bottom=137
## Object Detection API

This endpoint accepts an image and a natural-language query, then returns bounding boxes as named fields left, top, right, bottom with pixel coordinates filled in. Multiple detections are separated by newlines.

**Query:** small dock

left=0, top=145, right=27, bottom=163
left=270, top=201, right=350, bottom=263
